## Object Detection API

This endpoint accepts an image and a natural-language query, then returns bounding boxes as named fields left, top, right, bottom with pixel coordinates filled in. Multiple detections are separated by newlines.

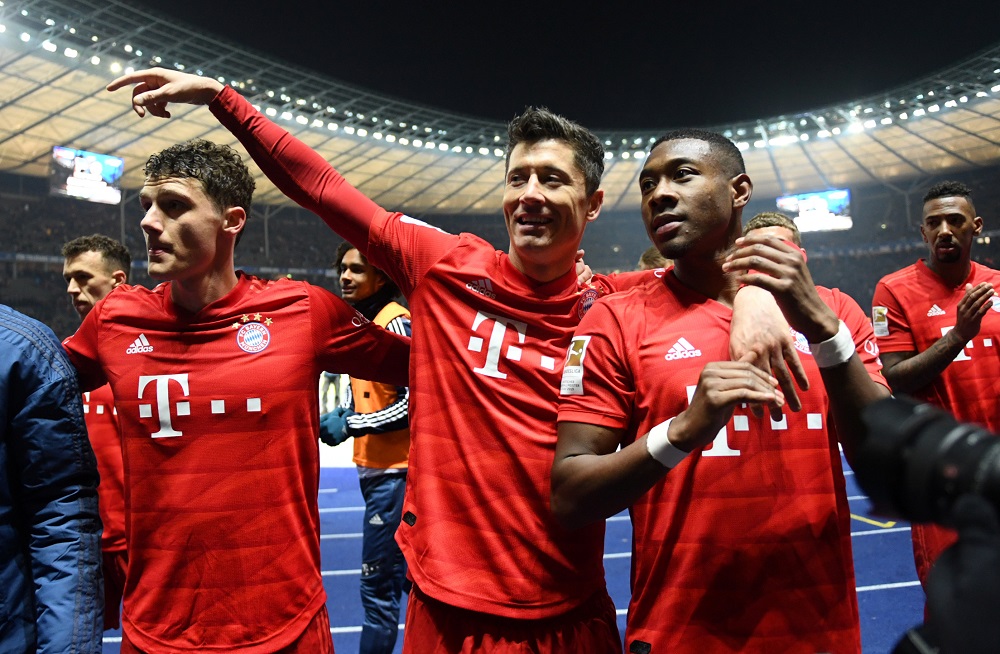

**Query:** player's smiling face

left=339, top=247, right=385, bottom=304
left=502, top=139, right=602, bottom=279
left=921, top=196, right=982, bottom=266
left=139, top=177, right=230, bottom=282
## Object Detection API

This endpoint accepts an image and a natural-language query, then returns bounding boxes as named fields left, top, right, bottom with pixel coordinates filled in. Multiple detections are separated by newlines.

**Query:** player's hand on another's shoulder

left=954, top=282, right=995, bottom=341
left=670, top=353, right=783, bottom=452
left=724, top=234, right=837, bottom=344
left=106, top=67, right=224, bottom=119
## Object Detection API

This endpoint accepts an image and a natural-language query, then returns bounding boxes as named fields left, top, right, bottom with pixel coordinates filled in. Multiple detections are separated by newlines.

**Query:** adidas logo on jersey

left=927, top=304, right=946, bottom=317
left=126, top=334, right=154, bottom=354
left=665, top=337, right=701, bottom=360
left=466, top=278, right=497, bottom=300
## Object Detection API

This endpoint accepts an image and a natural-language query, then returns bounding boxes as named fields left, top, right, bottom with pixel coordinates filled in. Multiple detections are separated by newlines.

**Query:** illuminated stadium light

left=478, top=147, right=489, bottom=155
left=124, top=66, right=134, bottom=74
left=735, top=141, right=750, bottom=150
left=357, top=128, right=368, bottom=137
left=153, top=56, right=162, bottom=63
left=494, top=135, right=501, bottom=142
left=295, top=115, right=307, bottom=125
left=266, top=90, right=275, bottom=97
left=64, top=47, right=77, bottom=58
left=944, top=100, right=958, bottom=108
left=109, top=62, right=121, bottom=73
left=89, top=55, right=99, bottom=65
left=91, top=35, right=98, bottom=42
left=424, top=127, right=432, bottom=133
left=280, top=111, right=292, bottom=121
left=296, top=99, right=305, bottom=106
left=977, top=91, right=988, bottom=97
left=817, top=130, right=831, bottom=138
left=374, top=132, right=383, bottom=140
left=439, top=144, right=449, bottom=151
left=0, top=24, right=7, bottom=33
left=344, top=126, right=355, bottom=134
left=174, top=63, right=185, bottom=71
left=913, top=108, right=926, bottom=117
left=413, top=139, right=422, bottom=147
left=799, top=134, right=809, bottom=141
left=465, top=146, right=473, bottom=153
left=264, top=107, right=276, bottom=116
left=604, top=152, right=614, bottom=160
left=494, top=149, right=504, bottom=157
left=880, top=117, right=892, bottom=125
left=960, top=96, right=968, bottom=102
left=899, top=112, right=908, bottom=119
left=19, top=31, right=29, bottom=41
left=993, top=85, right=1000, bottom=92
left=69, top=27, right=75, bottom=34
left=848, top=122, right=865, bottom=133
left=767, top=135, right=798, bottom=147
left=45, top=18, right=55, bottom=26
left=928, top=104, right=940, bottom=112
left=831, top=127, right=842, bottom=135
left=753, top=140, right=766, bottom=148
left=124, top=44, right=133, bottom=52
left=604, top=140, right=612, bottom=146
left=425, top=141, right=434, bottom=149
left=621, top=152, right=630, bottom=159
left=386, top=135, right=396, bottom=143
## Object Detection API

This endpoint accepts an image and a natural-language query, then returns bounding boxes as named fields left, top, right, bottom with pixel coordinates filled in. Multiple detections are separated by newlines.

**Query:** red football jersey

left=64, top=274, right=409, bottom=652
left=212, top=86, right=623, bottom=618
left=559, top=273, right=886, bottom=652
left=872, top=260, right=1000, bottom=431
left=82, top=384, right=126, bottom=552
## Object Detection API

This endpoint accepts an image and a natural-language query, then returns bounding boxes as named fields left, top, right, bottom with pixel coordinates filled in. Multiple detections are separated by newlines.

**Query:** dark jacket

left=0, top=305, right=103, bottom=653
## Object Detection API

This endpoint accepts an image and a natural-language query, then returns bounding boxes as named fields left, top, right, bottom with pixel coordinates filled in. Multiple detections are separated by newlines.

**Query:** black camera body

left=856, top=396, right=1000, bottom=524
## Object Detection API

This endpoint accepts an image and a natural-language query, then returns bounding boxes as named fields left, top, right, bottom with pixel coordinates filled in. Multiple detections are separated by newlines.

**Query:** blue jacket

left=0, top=305, right=103, bottom=653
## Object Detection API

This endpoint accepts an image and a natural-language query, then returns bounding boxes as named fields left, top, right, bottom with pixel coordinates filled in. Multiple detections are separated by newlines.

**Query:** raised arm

left=877, top=282, right=994, bottom=394
left=725, top=234, right=890, bottom=461
left=107, top=68, right=382, bottom=251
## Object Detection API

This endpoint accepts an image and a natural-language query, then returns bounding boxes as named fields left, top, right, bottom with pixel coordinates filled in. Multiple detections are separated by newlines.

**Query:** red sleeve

left=308, top=285, right=410, bottom=387
left=557, top=299, right=635, bottom=429
left=61, top=299, right=107, bottom=393
left=211, top=86, right=455, bottom=295
left=871, top=279, right=916, bottom=353
left=831, top=288, right=890, bottom=389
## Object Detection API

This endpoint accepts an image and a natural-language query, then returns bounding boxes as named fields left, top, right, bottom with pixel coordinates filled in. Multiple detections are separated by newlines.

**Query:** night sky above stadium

left=132, top=0, right=999, bottom=130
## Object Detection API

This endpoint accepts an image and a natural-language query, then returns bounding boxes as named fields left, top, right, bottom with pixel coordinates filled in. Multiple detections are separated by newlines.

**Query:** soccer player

left=871, top=180, right=1000, bottom=590
left=320, top=243, right=411, bottom=654
left=742, top=210, right=802, bottom=245
left=62, top=139, right=410, bottom=653
left=62, top=233, right=130, bottom=631
left=0, top=304, right=103, bottom=652
left=107, top=68, right=804, bottom=652
left=552, top=130, right=890, bottom=653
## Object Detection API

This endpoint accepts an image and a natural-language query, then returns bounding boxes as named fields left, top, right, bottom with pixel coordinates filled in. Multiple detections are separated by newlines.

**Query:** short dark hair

left=506, top=107, right=605, bottom=196
left=144, top=139, right=255, bottom=246
left=334, top=242, right=400, bottom=298
left=650, top=129, right=746, bottom=179
left=638, top=245, right=670, bottom=270
left=61, top=234, right=131, bottom=279
left=923, top=181, right=975, bottom=214
left=743, top=211, right=801, bottom=246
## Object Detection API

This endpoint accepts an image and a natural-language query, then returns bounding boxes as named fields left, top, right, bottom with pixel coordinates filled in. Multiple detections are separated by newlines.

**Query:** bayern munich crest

left=791, top=328, right=812, bottom=355
left=236, top=322, right=271, bottom=354
left=578, top=288, right=600, bottom=318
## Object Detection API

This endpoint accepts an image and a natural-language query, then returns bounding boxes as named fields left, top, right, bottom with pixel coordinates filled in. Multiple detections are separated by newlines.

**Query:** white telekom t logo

left=138, top=374, right=190, bottom=438
left=469, top=311, right=528, bottom=379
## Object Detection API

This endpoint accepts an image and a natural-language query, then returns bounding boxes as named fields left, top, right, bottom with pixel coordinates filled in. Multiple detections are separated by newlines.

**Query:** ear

left=731, top=173, right=753, bottom=208
left=585, top=189, right=604, bottom=224
left=111, top=270, right=127, bottom=288
left=920, top=223, right=929, bottom=243
left=974, top=215, right=984, bottom=236
left=223, top=206, right=247, bottom=237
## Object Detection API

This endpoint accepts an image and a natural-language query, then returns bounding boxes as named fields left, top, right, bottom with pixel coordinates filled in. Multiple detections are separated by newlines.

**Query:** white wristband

left=808, top=320, right=855, bottom=368
left=645, top=418, right=689, bottom=468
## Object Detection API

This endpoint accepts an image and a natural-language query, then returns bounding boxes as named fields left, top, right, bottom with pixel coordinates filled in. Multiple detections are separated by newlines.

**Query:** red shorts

left=402, top=585, right=621, bottom=653
left=102, top=549, right=128, bottom=630
left=120, top=605, right=334, bottom=653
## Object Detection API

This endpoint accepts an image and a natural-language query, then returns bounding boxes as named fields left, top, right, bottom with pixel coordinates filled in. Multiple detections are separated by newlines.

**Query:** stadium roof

left=3, top=0, right=1000, bottom=218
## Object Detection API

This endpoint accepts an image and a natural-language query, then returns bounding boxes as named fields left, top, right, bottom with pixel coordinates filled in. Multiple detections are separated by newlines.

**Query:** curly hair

left=923, top=181, right=975, bottom=214
left=61, top=233, right=131, bottom=278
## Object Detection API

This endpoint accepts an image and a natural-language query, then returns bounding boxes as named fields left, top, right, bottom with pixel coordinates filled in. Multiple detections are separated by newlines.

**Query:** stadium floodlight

left=344, top=126, right=355, bottom=134
left=493, top=149, right=503, bottom=157
left=862, top=120, right=876, bottom=129
left=928, top=104, right=940, bottom=112
left=386, top=135, right=396, bottom=143
left=412, top=139, right=422, bottom=147
left=0, top=24, right=6, bottom=32
left=64, top=47, right=77, bottom=58
left=42, top=39, right=56, bottom=52
left=358, top=129, right=368, bottom=137
left=45, top=18, right=54, bottom=25
left=621, top=152, right=630, bottom=159
left=478, top=147, right=488, bottom=155
left=913, top=108, right=926, bottom=117
left=124, top=44, right=132, bottom=52
left=295, top=115, right=307, bottom=125
left=18, top=31, right=28, bottom=41
left=109, top=61, right=121, bottom=73
left=880, top=117, right=892, bottom=125
left=89, top=55, right=99, bottom=65
left=817, top=130, right=831, bottom=138
left=280, top=111, right=292, bottom=121
left=264, top=107, right=276, bottom=116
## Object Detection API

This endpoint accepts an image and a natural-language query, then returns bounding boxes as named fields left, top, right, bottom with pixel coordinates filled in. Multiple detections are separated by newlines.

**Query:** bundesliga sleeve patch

left=560, top=336, right=591, bottom=396
left=872, top=306, right=889, bottom=337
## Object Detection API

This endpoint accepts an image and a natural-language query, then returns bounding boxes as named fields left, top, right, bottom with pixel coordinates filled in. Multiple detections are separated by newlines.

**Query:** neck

left=927, top=257, right=972, bottom=287
left=670, top=219, right=742, bottom=306
left=169, top=266, right=240, bottom=313
left=349, top=286, right=396, bottom=320
left=507, top=247, right=573, bottom=284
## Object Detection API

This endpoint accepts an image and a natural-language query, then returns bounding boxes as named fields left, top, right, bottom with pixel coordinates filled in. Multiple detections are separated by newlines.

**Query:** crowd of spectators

left=5, top=166, right=1000, bottom=338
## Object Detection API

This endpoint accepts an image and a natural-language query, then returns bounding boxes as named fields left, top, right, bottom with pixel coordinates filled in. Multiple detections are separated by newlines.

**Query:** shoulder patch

left=560, top=336, right=591, bottom=396
left=872, top=306, right=889, bottom=337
